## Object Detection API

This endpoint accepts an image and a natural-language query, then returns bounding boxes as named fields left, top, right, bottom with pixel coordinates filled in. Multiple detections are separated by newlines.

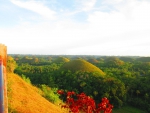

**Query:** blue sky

left=1, top=0, right=150, bottom=56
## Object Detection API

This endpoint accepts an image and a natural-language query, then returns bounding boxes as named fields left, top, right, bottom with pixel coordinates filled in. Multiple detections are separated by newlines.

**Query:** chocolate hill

left=60, top=59, right=105, bottom=75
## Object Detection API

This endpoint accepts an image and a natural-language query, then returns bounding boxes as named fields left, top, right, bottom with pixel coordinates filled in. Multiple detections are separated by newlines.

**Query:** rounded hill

left=87, top=58, right=99, bottom=64
left=60, top=59, right=105, bottom=75
left=105, top=57, right=124, bottom=67
left=53, top=56, right=70, bottom=63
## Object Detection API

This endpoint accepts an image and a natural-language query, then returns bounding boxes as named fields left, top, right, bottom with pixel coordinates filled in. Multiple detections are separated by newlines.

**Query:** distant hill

left=137, top=57, right=150, bottom=62
left=119, top=57, right=135, bottom=62
left=87, top=58, right=99, bottom=64
left=53, top=56, right=70, bottom=63
left=60, top=59, right=105, bottom=75
left=7, top=73, right=63, bottom=113
left=104, top=57, right=124, bottom=67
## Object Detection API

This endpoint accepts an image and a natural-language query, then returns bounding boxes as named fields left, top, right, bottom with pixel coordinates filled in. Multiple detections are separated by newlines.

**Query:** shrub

left=21, top=74, right=31, bottom=84
left=57, top=90, right=113, bottom=113
left=39, top=84, right=60, bottom=104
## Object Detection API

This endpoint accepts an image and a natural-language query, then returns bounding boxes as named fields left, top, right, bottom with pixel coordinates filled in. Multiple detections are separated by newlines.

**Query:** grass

left=60, top=59, right=105, bottom=75
left=113, top=106, right=147, bottom=113
left=7, top=73, right=65, bottom=113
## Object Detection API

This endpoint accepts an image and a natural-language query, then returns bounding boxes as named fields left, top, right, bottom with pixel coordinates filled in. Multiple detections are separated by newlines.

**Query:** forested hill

left=8, top=54, right=150, bottom=112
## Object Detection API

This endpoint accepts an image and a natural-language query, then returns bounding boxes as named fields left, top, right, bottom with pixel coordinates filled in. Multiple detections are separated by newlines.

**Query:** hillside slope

left=7, top=73, right=63, bottom=113
left=60, top=59, right=105, bottom=75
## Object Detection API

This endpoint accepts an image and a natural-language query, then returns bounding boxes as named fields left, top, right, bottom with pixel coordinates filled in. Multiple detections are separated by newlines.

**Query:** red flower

left=57, top=90, right=113, bottom=113
left=57, top=90, right=64, bottom=95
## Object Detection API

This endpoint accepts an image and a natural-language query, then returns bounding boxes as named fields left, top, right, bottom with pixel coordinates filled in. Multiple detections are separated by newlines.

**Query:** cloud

left=87, top=0, right=150, bottom=34
left=76, top=0, right=97, bottom=11
left=1, top=0, right=150, bottom=55
left=66, top=0, right=150, bottom=55
left=10, top=0, right=56, bottom=20
left=102, top=0, right=124, bottom=5
left=82, top=0, right=97, bottom=11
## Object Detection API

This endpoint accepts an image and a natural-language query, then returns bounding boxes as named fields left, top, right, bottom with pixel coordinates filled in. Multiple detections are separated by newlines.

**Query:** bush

left=57, top=90, right=113, bottom=113
left=39, top=84, right=60, bottom=104
left=21, top=74, right=31, bottom=84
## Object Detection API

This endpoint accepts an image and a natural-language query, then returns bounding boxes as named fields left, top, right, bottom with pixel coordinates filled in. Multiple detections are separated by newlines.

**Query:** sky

left=0, top=0, right=150, bottom=56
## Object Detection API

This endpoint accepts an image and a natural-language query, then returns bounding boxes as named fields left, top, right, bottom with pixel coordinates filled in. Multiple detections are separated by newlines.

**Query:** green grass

left=113, top=106, right=147, bottom=113
left=60, top=59, right=105, bottom=75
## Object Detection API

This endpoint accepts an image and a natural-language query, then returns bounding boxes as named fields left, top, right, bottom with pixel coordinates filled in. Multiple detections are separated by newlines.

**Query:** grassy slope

left=7, top=73, right=64, bottom=113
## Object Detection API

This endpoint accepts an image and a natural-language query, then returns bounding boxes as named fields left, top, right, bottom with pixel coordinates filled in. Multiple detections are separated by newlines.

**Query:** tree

left=144, top=93, right=149, bottom=102
left=7, top=56, right=17, bottom=73
left=136, top=90, right=140, bottom=98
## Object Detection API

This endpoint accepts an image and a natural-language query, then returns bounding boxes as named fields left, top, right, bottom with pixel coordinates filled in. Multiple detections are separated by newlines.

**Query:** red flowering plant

left=57, top=90, right=113, bottom=113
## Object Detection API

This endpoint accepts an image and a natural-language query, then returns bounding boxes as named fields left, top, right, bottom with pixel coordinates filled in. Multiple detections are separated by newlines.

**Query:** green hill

left=137, top=57, right=150, bottom=62
left=60, top=59, right=105, bottom=75
left=87, top=58, right=99, bottom=64
left=53, top=56, right=70, bottom=63
left=104, top=57, right=124, bottom=67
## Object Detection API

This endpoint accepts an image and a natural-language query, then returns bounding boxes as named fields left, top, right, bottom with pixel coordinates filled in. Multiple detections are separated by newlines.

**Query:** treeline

left=8, top=54, right=150, bottom=112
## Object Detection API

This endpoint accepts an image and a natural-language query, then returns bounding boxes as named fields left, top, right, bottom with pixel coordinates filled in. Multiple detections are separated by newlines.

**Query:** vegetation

left=7, top=73, right=63, bottom=113
left=53, top=56, right=70, bottom=64
left=7, top=56, right=17, bottom=73
left=7, top=54, right=150, bottom=113
left=38, top=84, right=60, bottom=104
left=57, top=90, right=113, bottom=113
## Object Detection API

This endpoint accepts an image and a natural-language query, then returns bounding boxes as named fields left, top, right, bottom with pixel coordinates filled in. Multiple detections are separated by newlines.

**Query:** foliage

left=10, top=55, right=150, bottom=112
left=21, top=74, right=31, bottom=84
left=54, top=70, right=126, bottom=108
left=14, top=63, right=59, bottom=86
left=113, top=105, right=147, bottom=113
left=39, top=84, right=60, bottom=104
left=57, top=90, right=113, bottom=113
left=7, top=56, right=17, bottom=72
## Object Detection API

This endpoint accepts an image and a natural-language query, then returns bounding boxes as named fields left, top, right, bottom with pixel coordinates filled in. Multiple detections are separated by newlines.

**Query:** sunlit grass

left=7, top=73, right=64, bottom=113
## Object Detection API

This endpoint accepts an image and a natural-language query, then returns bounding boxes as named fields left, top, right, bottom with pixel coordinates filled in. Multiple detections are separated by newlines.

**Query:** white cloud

left=69, top=0, right=150, bottom=55
left=82, top=0, right=97, bottom=11
left=76, top=0, right=97, bottom=11
left=1, top=0, right=150, bottom=56
left=87, top=0, right=150, bottom=35
left=102, top=0, right=124, bottom=5
left=10, top=0, right=56, bottom=20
